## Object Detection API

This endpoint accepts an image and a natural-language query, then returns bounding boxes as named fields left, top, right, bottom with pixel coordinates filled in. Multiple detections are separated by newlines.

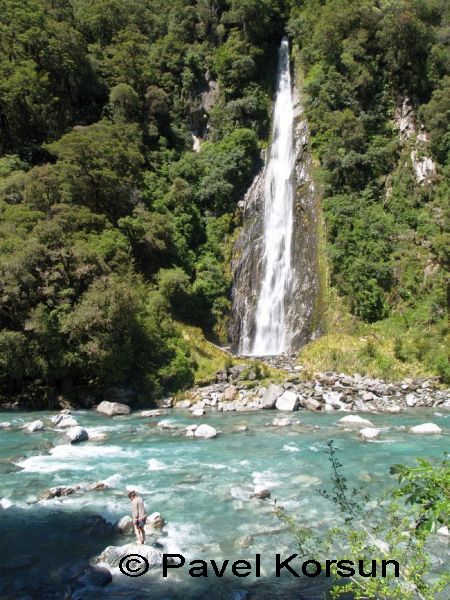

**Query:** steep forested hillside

left=0, top=0, right=448, bottom=405
left=0, top=0, right=285, bottom=404
left=288, top=0, right=449, bottom=381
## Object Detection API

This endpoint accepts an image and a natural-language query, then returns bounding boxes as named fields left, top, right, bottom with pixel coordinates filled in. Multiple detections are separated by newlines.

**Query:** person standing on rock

left=128, top=490, right=147, bottom=545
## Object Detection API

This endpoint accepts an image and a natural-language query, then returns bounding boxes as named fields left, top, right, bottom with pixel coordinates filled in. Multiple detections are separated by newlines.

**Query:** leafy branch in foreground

left=274, top=442, right=450, bottom=600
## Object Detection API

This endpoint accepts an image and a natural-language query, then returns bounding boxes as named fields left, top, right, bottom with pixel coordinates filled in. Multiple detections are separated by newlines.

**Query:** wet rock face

left=228, top=165, right=266, bottom=350
left=287, top=96, right=322, bottom=350
left=229, top=81, right=322, bottom=354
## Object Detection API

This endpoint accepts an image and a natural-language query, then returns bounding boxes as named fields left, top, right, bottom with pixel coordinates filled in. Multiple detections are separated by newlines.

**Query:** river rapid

left=0, top=407, right=449, bottom=599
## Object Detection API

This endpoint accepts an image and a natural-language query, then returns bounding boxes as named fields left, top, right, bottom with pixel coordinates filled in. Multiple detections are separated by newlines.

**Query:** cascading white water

left=241, top=37, right=295, bottom=356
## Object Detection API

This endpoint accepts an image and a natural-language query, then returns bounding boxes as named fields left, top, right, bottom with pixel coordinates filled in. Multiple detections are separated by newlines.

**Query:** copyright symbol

left=119, top=554, right=149, bottom=577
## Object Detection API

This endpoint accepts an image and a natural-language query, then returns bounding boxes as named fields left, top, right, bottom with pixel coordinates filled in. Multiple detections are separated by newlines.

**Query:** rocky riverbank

left=168, top=365, right=450, bottom=415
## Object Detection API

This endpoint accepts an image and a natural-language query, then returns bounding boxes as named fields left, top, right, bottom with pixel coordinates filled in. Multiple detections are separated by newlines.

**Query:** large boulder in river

left=409, top=423, right=442, bottom=434
left=76, top=565, right=112, bottom=587
left=275, top=391, right=300, bottom=411
left=55, top=416, right=78, bottom=428
left=250, top=485, right=271, bottom=499
left=260, top=384, right=284, bottom=409
left=84, top=514, right=113, bottom=538
left=337, top=415, right=374, bottom=427
left=95, top=543, right=164, bottom=570
left=272, top=417, right=293, bottom=427
left=114, top=515, right=134, bottom=535
left=96, top=400, right=130, bottom=416
left=191, top=407, right=205, bottom=416
left=194, top=424, right=217, bottom=439
left=145, top=512, right=165, bottom=531
left=359, top=427, right=380, bottom=441
left=24, top=420, right=44, bottom=433
left=66, top=426, right=88, bottom=444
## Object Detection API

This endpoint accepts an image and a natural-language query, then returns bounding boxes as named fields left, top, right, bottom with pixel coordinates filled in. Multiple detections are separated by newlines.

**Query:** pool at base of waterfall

left=0, top=407, right=449, bottom=599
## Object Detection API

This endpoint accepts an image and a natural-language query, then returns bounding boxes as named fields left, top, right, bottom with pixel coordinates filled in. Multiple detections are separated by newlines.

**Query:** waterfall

left=241, top=38, right=295, bottom=356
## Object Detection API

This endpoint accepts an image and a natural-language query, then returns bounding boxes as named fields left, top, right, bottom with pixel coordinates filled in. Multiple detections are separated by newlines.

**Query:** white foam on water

left=148, top=459, right=166, bottom=471
left=230, top=485, right=250, bottom=501
left=283, top=443, right=301, bottom=452
left=85, top=425, right=119, bottom=435
left=50, top=444, right=139, bottom=459
left=292, top=474, right=321, bottom=487
left=252, top=470, right=282, bottom=489
left=0, top=497, right=13, bottom=509
left=17, top=455, right=95, bottom=473
left=17, top=444, right=138, bottom=473
left=103, top=473, right=123, bottom=487
left=164, top=521, right=207, bottom=559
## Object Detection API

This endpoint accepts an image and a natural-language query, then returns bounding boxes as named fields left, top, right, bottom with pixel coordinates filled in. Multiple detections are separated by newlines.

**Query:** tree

left=46, top=121, right=143, bottom=220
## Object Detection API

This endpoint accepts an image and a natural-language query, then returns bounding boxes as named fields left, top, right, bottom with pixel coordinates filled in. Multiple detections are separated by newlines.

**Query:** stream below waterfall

left=1, top=407, right=449, bottom=599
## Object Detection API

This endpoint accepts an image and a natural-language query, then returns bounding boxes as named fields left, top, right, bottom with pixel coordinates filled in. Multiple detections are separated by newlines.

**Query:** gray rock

left=275, top=391, right=299, bottom=411
left=114, top=515, right=133, bottom=535
left=406, top=393, right=417, bottom=407
left=55, top=416, right=78, bottom=428
left=191, top=408, right=205, bottom=417
left=176, top=400, right=191, bottom=409
left=410, top=423, right=441, bottom=434
left=41, top=485, right=80, bottom=500
left=194, top=424, right=217, bottom=439
left=222, top=402, right=239, bottom=412
left=272, top=417, right=293, bottom=427
left=96, top=543, right=164, bottom=569
left=337, top=415, right=374, bottom=427
left=157, top=397, right=174, bottom=408
left=301, top=397, right=322, bottom=411
left=233, top=425, right=248, bottom=432
left=144, top=512, right=165, bottom=531
left=140, top=409, right=167, bottom=417
left=359, top=428, right=380, bottom=441
left=224, top=385, right=238, bottom=401
left=24, top=420, right=44, bottom=433
left=361, top=391, right=377, bottom=402
left=235, top=535, right=253, bottom=549
left=260, top=384, right=284, bottom=409
left=84, top=514, right=113, bottom=538
left=76, top=565, right=112, bottom=587
left=250, top=485, right=271, bottom=499
left=96, top=401, right=130, bottom=416
left=66, top=426, right=89, bottom=443
left=229, top=365, right=247, bottom=378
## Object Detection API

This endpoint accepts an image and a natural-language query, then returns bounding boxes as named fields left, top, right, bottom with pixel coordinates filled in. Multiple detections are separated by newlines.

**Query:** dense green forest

left=0, top=0, right=448, bottom=405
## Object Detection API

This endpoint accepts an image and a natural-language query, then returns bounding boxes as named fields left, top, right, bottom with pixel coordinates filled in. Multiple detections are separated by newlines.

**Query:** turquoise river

left=0, top=407, right=449, bottom=599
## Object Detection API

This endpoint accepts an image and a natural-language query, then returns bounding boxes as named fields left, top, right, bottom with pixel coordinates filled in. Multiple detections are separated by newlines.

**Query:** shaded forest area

left=0, top=0, right=448, bottom=405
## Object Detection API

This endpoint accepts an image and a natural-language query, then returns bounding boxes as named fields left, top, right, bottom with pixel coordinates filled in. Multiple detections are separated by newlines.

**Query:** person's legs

left=133, top=523, right=142, bottom=544
left=139, top=525, right=145, bottom=545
